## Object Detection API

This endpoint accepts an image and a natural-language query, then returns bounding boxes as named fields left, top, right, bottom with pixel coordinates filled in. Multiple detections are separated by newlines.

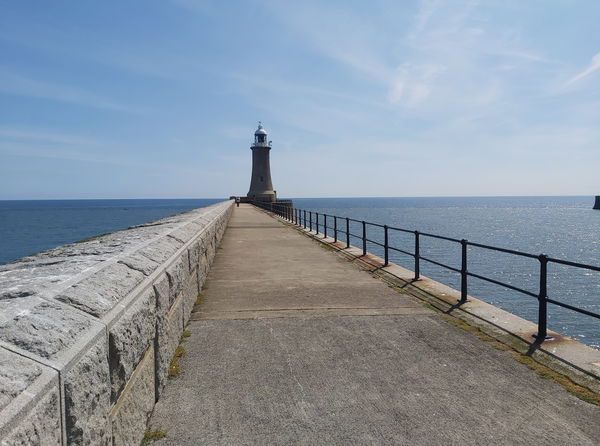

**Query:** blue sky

left=1, top=0, right=599, bottom=199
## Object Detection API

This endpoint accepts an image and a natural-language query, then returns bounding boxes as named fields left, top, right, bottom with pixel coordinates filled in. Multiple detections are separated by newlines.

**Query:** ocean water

left=0, top=199, right=223, bottom=265
left=291, top=197, right=600, bottom=349
left=1, top=196, right=598, bottom=348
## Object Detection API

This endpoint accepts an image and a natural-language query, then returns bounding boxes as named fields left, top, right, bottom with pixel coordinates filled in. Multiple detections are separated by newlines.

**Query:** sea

left=0, top=198, right=222, bottom=265
left=0, top=196, right=598, bottom=349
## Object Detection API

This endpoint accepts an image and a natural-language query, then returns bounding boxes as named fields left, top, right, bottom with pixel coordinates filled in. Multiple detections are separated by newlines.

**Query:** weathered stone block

left=55, top=262, right=145, bottom=318
left=197, top=232, right=209, bottom=252
left=0, top=348, right=61, bottom=446
left=137, top=237, right=183, bottom=265
left=0, top=296, right=96, bottom=362
left=63, top=338, right=111, bottom=446
left=156, top=295, right=184, bottom=396
left=1, top=386, right=62, bottom=446
left=206, top=225, right=217, bottom=245
left=206, top=242, right=216, bottom=268
left=181, top=249, right=190, bottom=277
left=187, top=242, right=201, bottom=273
left=169, top=222, right=203, bottom=244
left=108, top=288, right=156, bottom=402
left=110, top=347, right=155, bottom=446
left=182, top=273, right=199, bottom=326
left=198, top=252, right=210, bottom=287
left=166, top=257, right=186, bottom=305
left=117, top=252, right=160, bottom=276
left=0, top=349, right=41, bottom=411
left=64, top=339, right=111, bottom=446
left=153, top=274, right=170, bottom=315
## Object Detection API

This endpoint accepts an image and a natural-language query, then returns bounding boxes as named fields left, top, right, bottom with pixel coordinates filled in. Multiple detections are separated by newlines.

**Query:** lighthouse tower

left=247, top=122, right=277, bottom=202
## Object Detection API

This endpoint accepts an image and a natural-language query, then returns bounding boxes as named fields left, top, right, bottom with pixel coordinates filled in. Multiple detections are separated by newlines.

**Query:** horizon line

left=0, top=194, right=597, bottom=201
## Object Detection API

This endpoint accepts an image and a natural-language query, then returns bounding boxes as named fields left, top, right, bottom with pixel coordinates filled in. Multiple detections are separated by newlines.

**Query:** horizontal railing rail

left=252, top=200, right=600, bottom=344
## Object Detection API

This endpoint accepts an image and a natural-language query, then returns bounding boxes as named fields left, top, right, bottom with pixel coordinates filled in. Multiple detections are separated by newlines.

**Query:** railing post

left=316, top=213, right=319, bottom=234
left=309, top=212, right=312, bottom=232
left=536, top=254, right=549, bottom=341
left=459, top=239, right=468, bottom=304
left=346, top=218, right=350, bottom=248
left=362, top=221, right=367, bottom=256
left=324, top=215, right=327, bottom=238
left=384, top=225, right=389, bottom=266
left=303, top=210, right=307, bottom=229
left=414, top=231, right=420, bottom=280
left=333, top=216, right=337, bottom=242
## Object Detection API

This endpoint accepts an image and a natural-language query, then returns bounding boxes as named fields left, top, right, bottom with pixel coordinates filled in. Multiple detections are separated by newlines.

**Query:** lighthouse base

left=248, top=192, right=277, bottom=203
left=231, top=194, right=277, bottom=204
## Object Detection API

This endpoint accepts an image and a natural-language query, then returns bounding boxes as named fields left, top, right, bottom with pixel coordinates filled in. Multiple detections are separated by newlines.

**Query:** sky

left=1, top=0, right=599, bottom=199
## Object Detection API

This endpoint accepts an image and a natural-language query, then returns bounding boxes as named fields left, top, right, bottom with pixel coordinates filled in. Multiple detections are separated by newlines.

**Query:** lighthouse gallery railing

left=251, top=200, right=600, bottom=345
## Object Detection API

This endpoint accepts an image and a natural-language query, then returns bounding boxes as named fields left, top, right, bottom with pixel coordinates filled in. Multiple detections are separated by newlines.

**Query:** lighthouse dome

left=253, top=122, right=270, bottom=147
left=255, top=124, right=268, bottom=136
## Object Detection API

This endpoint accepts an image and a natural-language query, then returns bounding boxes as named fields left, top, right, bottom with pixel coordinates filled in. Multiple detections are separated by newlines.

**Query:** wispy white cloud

left=263, top=1, right=394, bottom=84
left=566, top=52, right=600, bottom=85
left=0, top=127, right=102, bottom=146
left=0, top=141, right=129, bottom=165
left=0, top=127, right=125, bottom=165
left=0, top=69, right=148, bottom=113
left=408, top=0, right=441, bottom=40
left=489, top=49, right=552, bottom=64
left=262, top=0, right=547, bottom=117
left=230, top=72, right=389, bottom=109
left=219, top=125, right=253, bottom=141
left=388, top=64, right=445, bottom=106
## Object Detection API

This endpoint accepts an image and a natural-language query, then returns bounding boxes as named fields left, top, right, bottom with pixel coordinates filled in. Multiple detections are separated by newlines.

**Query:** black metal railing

left=252, top=200, right=600, bottom=344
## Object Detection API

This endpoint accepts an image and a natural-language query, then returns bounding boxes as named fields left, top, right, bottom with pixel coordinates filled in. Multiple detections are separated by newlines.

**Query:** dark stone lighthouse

left=247, top=122, right=277, bottom=203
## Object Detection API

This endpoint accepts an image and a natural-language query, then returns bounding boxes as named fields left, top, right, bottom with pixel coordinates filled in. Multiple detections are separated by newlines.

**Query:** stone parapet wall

left=0, top=200, right=234, bottom=446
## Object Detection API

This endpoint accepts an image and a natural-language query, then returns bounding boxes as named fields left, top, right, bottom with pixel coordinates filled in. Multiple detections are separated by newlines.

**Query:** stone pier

left=148, top=204, right=599, bottom=445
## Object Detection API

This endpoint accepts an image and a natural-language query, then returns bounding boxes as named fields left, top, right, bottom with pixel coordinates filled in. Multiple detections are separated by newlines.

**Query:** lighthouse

left=247, top=122, right=277, bottom=202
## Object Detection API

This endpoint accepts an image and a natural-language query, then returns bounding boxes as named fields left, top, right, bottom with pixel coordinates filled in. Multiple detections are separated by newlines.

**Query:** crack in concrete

left=266, top=321, right=310, bottom=421
left=117, top=260, right=151, bottom=276
left=167, top=234, right=185, bottom=244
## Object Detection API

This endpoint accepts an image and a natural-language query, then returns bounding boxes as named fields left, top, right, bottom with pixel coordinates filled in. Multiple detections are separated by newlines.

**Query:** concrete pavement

left=149, top=204, right=599, bottom=445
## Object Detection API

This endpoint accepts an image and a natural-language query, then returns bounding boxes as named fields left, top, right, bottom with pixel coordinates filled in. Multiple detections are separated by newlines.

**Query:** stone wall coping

left=100, top=202, right=231, bottom=328
left=0, top=199, right=234, bottom=445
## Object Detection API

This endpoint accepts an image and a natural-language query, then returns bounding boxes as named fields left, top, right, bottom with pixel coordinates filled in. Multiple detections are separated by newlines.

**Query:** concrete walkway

left=150, top=204, right=599, bottom=445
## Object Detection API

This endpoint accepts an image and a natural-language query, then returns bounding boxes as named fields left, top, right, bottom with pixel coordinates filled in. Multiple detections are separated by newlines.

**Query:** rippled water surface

left=290, top=196, right=600, bottom=349
left=0, top=198, right=223, bottom=265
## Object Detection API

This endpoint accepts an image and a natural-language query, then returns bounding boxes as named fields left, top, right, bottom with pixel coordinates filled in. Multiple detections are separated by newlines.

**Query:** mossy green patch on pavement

left=141, top=429, right=166, bottom=445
